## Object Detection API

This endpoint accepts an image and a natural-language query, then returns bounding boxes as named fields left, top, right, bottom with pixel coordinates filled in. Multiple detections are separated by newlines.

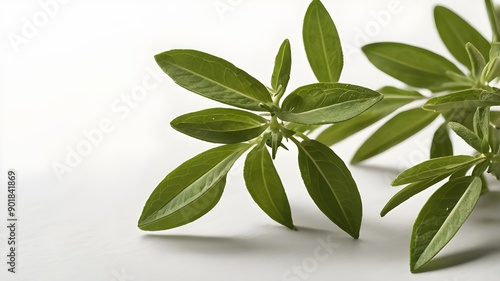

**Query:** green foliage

left=296, top=139, right=362, bottom=238
left=430, top=123, right=453, bottom=158
left=336, top=0, right=500, bottom=272
left=170, top=108, right=268, bottom=144
left=279, top=83, right=382, bottom=125
left=316, top=1, right=499, bottom=164
left=434, top=6, right=490, bottom=68
left=306, top=0, right=500, bottom=272
left=362, top=42, right=464, bottom=91
left=138, top=0, right=500, bottom=273
left=448, top=122, right=483, bottom=152
left=410, top=177, right=482, bottom=272
left=138, top=143, right=250, bottom=230
left=244, top=145, right=295, bottom=230
left=139, top=0, right=383, bottom=239
left=351, top=108, right=438, bottom=163
left=303, top=0, right=343, bottom=82
left=316, top=86, right=423, bottom=146
left=391, top=155, right=485, bottom=186
left=423, top=89, right=500, bottom=111
left=271, top=39, right=292, bottom=92
left=154, top=50, right=272, bottom=111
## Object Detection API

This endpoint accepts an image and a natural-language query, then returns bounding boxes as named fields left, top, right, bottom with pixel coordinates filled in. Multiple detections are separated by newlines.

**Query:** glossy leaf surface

left=155, top=49, right=272, bottom=111
left=138, top=143, right=249, bottom=230
left=316, top=86, right=422, bottom=146
left=411, top=177, right=481, bottom=272
left=297, top=140, right=362, bottom=238
left=244, top=146, right=295, bottom=229
left=279, top=83, right=382, bottom=125
left=303, top=0, right=343, bottom=82
left=434, top=6, right=490, bottom=68
left=271, top=39, right=292, bottom=92
left=381, top=174, right=449, bottom=217
left=171, top=108, right=268, bottom=143
left=430, top=123, right=453, bottom=158
left=363, top=42, right=463, bottom=92
left=448, top=122, right=483, bottom=152
left=424, top=89, right=500, bottom=111
left=392, top=155, right=484, bottom=186
left=352, top=108, right=438, bottom=163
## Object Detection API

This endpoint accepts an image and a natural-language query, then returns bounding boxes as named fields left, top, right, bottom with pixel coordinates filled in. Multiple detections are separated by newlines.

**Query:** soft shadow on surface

left=142, top=234, right=244, bottom=253
left=293, top=226, right=336, bottom=235
left=142, top=233, right=282, bottom=256
left=415, top=247, right=500, bottom=273
left=140, top=225, right=353, bottom=255
left=473, top=191, right=500, bottom=224
left=477, top=191, right=500, bottom=208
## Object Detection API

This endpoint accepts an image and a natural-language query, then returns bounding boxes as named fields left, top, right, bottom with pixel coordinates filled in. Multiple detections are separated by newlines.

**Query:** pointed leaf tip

left=244, top=146, right=295, bottom=230
left=297, top=139, right=362, bottom=238
left=303, top=0, right=343, bottom=82
left=138, top=143, right=250, bottom=231
left=410, top=177, right=481, bottom=271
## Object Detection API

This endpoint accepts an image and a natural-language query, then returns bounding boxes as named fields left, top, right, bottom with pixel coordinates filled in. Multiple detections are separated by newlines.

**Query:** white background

left=1, top=0, right=499, bottom=280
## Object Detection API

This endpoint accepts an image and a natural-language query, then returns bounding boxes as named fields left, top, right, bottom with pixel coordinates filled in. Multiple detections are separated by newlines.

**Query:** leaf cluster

left=316, top=2, right=500, bottom=164
left=137, top=0, right=500, bottom=273
left=138, top=0, right=383, bottom=239
left=311, top=0, right=500, bottom=272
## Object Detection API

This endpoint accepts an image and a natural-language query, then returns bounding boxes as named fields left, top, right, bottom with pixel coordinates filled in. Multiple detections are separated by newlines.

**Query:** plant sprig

left=138, top=0, right=383, bottom=239
left=309, top=0, right=500, bottom=272
left=137, top=0, right=500, bottom=273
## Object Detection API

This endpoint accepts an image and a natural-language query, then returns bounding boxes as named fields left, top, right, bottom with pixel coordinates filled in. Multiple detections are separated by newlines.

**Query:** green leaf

left=443, top=107, right=476, bottom=131
left=485, top=0, right=500, bottom=42
left=411, top=176, right=482, bottom=272
left=303, top=0, right=343, bottom=82
left=491, top=42, right=500, bottom=58
left=138, top=143, right=250, bottom=231
left=444, top=70, right=473, bottom=85
left=430, top=123, right=453, bottom=158
left=171, top=108, right=268, bottom=144
left=362, top=42, right=463, bottom=92
left=473, top=106, right=490, bottom=143
left=465, top=43, right=487, bottom=79
left=286, top=123, right=321, bottom=135
left=482, top=57, right=500, bottom=82
left=352, top=108, right=439, bottom=163
left=296, top=139, right=362, bottom=238
left=377, top=86, right=425, bottom=99
left=155, top=49, right=272, bottom=111
left=316, top=86, right=423, bottom=146
left=490, top=110, right=500, bottom=124
left=434, top=6, right=490, bottom=68
left=244, top=146, right=295, bottom=230
left=473, top=158, right=490, bottom=176
left=490, top=162, right=500, bottom=180
left=279, top=83, right=382, bottom=125
left=448, top=122, right=483, bottom=152
left=492, top=112, right=500, bottom=161
left=381, top=174, right=449, bottom=217
left=392, top=155, right=485, bottom=186
left=450, top=165, right=471, bottom=179
left=489, top=123, right=500, bottom=153
left=423, top=89, right=500, bottom=111
left=271, top=39, right=292, bottom=92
